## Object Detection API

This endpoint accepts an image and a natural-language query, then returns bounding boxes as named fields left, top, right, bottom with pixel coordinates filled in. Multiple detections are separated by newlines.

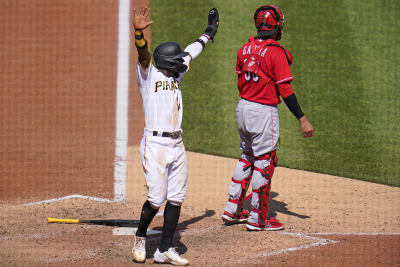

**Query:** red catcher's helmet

left=254, top=5, right=284, bottom=40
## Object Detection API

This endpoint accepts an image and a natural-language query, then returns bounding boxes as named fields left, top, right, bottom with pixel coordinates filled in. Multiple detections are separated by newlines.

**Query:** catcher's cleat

left=221, top=209, right=250, bottom=225
left=153, top=247, right=189, bottom=266
left=132, top=235, right=146, bottom=263
left=246, top=217, right=284, bottom=231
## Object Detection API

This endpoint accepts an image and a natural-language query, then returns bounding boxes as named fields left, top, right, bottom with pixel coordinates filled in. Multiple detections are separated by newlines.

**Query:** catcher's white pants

left=140, top=134, right=188, bottom=208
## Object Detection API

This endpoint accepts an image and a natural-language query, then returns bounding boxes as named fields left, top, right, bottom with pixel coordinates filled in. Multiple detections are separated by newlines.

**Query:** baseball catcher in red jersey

left=221, top=5, right=314, bottom=230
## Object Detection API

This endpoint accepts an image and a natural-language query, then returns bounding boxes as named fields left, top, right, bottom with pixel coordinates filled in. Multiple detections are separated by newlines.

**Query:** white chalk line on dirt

left=23, top=194, right=114, bottom=206
left=226, top=231, right=400, bottom=265
left=0, top=226, right=93, bottom=241
left=113, top=0, right=130, bottom=202
left=0, top=232, right=57, bottom=241
left=311, top=232, right=400, bottom=236
left=228, top=231, right=337, bottom=265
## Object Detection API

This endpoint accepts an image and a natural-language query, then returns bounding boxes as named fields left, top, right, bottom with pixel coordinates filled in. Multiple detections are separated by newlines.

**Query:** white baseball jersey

left=137, top=58, right=190, bottom=133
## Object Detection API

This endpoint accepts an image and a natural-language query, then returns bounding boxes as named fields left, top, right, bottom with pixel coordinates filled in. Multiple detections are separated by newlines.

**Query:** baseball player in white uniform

left=131, top=7, right=219, bottom=265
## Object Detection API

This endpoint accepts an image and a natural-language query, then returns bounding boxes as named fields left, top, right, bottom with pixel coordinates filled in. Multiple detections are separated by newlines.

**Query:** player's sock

left=159, top=202, right=181, bottom=252
left=136, top=200, right=159, bottom=237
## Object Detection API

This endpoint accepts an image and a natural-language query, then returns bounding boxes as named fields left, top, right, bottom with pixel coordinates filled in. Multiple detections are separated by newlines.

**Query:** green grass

left=149, top=0, right=400, bottom=186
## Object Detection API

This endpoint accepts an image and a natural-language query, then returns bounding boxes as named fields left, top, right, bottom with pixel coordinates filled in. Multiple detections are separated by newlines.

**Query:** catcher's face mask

left=254, top=5, right=284, bottom=40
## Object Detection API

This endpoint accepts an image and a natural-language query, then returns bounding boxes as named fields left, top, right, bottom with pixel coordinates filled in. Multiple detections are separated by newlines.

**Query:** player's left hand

left=133, top=7, right=153, bottom=31
left=204, top=8, right=219, bottom=41
left=299, top=116, right=314, bottom=138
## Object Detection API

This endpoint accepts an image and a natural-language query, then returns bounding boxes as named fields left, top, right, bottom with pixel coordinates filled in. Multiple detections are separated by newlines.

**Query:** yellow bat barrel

left=47, top=217, right=80, bottom=224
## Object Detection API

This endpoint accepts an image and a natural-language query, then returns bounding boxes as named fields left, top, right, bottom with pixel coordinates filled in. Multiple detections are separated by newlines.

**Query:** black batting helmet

left=254, top=5, right=284, bottom=40
left=153, top=42, right=189, bottom=74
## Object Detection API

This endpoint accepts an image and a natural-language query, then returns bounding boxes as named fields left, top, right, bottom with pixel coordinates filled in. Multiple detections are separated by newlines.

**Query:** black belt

left=153, top=131, right=181, bottom=139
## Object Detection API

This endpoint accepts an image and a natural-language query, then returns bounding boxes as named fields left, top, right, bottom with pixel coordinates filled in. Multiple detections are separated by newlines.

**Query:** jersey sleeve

left=278, top=82, right=294, bottom=99
left=273, top=49, right=293, bottom=84
left=184, top=35, right=209, bottom=61
left=236, top=47, right=243, bottom=74
left=136, top=61, right=151, bottom=88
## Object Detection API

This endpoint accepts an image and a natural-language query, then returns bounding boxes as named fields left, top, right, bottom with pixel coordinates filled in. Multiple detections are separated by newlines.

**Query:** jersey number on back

left=244, top=72, right=260, bottom=82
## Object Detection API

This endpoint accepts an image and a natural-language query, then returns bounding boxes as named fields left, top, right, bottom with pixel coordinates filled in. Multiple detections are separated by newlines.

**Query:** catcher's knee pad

left=253, top=150, right=277, bottom=181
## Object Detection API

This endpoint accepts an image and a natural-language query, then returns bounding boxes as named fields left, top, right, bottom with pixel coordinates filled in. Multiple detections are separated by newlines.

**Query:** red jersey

left=236, top=37, right=293, bottom=105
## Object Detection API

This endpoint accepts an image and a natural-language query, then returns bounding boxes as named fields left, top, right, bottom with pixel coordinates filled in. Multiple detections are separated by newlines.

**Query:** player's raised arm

left=183, top=8, right=219, bottom=62
left=133, top=7, right=152, bottom=69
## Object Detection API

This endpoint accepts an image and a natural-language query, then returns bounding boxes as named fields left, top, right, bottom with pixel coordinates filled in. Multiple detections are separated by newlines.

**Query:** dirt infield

left=0, top=0, right=118, bottom=203
left=1, top=148, right=399, bottom=266
left=1, top=166, right=399, bottom=266
left=1, top=0, right=399, bottom=266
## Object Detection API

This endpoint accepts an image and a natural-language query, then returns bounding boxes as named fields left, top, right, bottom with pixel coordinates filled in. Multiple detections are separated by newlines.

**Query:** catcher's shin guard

left=252, top=183, right=271, bottom=226
left=252, top=150, right=277, bottom=226
left=224, top=155, right=253, bottom=219
left=228, top=175, right=251, bottom=218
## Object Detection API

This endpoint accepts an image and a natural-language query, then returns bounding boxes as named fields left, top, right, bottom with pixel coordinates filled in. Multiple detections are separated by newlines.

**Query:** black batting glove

left=204, top=8, right=219, bottom=42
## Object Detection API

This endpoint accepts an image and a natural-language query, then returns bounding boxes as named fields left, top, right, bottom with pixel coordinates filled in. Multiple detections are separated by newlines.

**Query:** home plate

left=113, top=227, right=162, bottom=236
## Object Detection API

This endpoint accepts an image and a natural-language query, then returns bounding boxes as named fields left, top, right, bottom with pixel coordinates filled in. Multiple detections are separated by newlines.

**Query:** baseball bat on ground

left=47, top=217, right=139, bottom=227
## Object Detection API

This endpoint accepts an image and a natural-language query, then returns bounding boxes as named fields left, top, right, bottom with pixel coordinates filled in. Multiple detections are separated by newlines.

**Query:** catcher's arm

left=280, top=83, right=314, bottom=138
left=133, top=7, right=152, bottom=69
left=184, top=8, right=219, bottom=63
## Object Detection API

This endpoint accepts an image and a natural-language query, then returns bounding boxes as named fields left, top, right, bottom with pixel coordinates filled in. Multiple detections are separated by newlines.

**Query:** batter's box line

left=310, top=232, right=400, bottom=236
left=0, top=225, right=93, bottom=241
left=228, top=231, right=338, bottom=265
left=22, top=194, right=114, bottom=206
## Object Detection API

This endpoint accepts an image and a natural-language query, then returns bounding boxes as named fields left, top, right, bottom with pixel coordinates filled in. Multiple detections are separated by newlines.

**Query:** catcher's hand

left=204, top=8, right=219, bottom=42
left=133, top=7, right=153, bottom=31
left=299, top=116, right=314, bottom=138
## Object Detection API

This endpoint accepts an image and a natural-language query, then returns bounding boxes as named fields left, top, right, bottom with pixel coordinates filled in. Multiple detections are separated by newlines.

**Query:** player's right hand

left=133, top=7, right=153, bottom=30
left=299, top=116, right=314, bottom=138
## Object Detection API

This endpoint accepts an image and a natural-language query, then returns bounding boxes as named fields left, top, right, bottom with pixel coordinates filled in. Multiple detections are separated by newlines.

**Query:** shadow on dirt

left=269, top=191, right=311, bottom=219
left=242, top=191, right=310, bottom=219
left=144, top=209, right=216, bottom=259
